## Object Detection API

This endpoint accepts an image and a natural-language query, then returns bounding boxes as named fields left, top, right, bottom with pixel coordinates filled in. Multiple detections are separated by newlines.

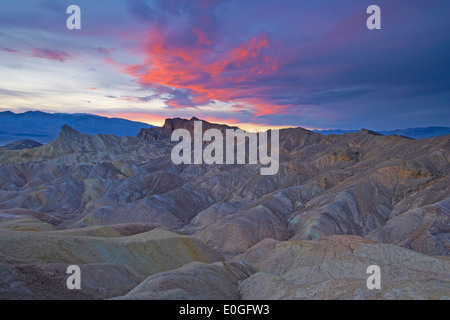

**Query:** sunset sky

left=0, top=0, right=449, bottom=130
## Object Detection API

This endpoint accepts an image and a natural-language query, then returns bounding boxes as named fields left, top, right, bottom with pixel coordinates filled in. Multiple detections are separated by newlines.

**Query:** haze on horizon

left=0, top=0, right=449, bottom=131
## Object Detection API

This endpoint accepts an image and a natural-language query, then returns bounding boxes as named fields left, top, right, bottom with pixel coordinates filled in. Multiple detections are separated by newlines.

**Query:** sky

left=0, top=0, right=449, bottom=130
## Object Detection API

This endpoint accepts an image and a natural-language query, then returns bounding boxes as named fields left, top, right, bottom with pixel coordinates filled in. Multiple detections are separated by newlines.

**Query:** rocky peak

left=55, top=124, right=89, bottom=145
left=162, top=117, right=192, bottom=131
left=360, top=128, right=383, bottom=136
left=59, top=124, right=81, bottom=137
left=139, top=117, right=239, bottom=142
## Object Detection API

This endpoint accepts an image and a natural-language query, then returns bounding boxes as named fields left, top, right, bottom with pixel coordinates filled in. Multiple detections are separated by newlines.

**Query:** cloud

left=2, top=0, right=449, bottom=130
left=126, top=0, right=157, bottom=23
left=120, top=21, right=286, bottom=117
left=0, top=88, right=41, bottom=98
left=30, top=47, right=71, bottom=62
left=1, top=46, right=20, bottom=53
left=97, top=47, right=115, bottom=55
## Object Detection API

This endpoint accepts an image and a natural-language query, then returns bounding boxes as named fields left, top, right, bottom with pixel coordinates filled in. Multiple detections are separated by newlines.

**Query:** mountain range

left=313, top=127, right=450, bottom=139
left=1, top=110, right=449, bottom=146
left=0, top=117, right=448, bottom=299
left=0, top=111, right=152, bottom=145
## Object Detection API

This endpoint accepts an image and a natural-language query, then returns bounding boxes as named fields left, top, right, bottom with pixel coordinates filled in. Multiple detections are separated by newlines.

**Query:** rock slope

left=0, top=117, right=448, bottom=299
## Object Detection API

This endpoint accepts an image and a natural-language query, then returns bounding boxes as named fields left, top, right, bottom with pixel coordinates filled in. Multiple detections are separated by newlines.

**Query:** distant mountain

left=313, top=129, right=359, bottom=135
left=0, top=139, right=42, bottom=150
left=313, top=126, right=450, bottom=139
left=0, top=111, right=153, bottom=146
left=379, top=127, right=450, bottom=139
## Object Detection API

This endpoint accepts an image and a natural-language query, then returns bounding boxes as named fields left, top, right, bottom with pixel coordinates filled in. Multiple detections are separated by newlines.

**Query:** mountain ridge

left=314, top=126, right=450, bottom=139
left=0, top=110, right=153, bottom=146
left=2, top=110, right=449, bottom=146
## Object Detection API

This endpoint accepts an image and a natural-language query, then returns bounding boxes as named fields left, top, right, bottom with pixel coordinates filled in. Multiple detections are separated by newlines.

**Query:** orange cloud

left=119, top=27, right=288, bottom=117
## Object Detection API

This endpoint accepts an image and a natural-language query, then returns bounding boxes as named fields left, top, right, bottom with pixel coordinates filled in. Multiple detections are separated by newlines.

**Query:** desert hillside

left=0, top=117, right=448, bottom=299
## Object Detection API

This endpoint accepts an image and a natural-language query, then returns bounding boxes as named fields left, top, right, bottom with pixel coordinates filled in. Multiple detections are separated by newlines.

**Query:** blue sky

left=0, top=0, right=449, bottom=130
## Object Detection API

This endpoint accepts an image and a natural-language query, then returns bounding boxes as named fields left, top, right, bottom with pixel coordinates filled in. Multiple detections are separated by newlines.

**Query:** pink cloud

left=117, top=27, right=288, bottom=117
left=1, top=46, right=20, bottom=53
left=97, top=47, right=115, bottom=55
left=31, top=47, right=71, bottom=62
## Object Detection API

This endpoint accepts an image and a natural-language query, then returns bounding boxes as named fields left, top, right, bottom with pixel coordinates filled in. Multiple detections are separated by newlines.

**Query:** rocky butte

left=170, top=120, right=279, bottom=175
